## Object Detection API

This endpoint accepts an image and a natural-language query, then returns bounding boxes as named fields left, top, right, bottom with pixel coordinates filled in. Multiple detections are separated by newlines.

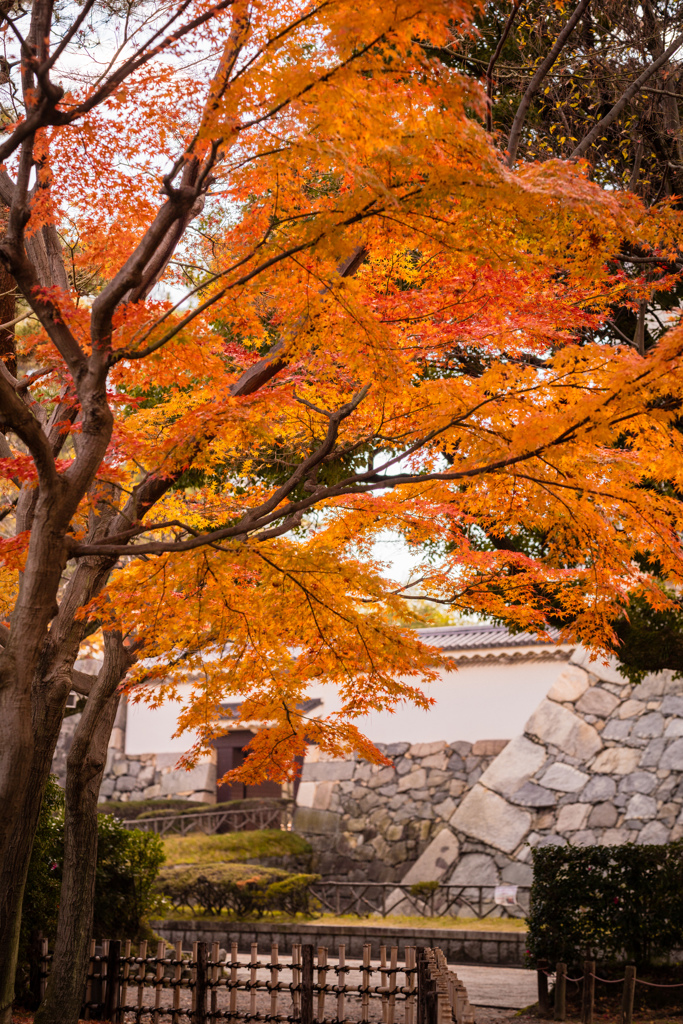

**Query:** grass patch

left=310, top=912, right=526, bottom=932
left=162, top=829, right=311, bottom=866
left=154, top=907, right=527, bottom=931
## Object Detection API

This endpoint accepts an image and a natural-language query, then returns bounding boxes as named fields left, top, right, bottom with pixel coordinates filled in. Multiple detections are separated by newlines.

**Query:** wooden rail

left=37, top=940, right=474, bottom=1024
left=309, top=882, right=530, bottom=920
left=122, top=803, right=292, bottom=836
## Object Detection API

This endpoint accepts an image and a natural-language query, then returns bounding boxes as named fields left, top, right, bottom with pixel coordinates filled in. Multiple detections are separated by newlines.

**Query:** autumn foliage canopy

left=1, top=0, right=683, bottom=792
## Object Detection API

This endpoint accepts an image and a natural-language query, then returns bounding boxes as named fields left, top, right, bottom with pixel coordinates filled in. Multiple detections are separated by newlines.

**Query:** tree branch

left=486, top=0, right=523, bottom=133
left=572, top=30, right=683, bottom=158
left=507, top=0, right=591, bottom=166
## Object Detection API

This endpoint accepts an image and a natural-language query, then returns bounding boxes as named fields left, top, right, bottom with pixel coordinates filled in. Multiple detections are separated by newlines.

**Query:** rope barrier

left=538, top=966, right=683, bottom=990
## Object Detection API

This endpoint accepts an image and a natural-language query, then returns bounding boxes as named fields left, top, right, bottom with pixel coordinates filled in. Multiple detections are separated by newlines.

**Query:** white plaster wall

left=125, top=658, right=568, bottom=755
left=125, top=683, right=199, bottom=755
left=307, top=659, right=568, bottom=744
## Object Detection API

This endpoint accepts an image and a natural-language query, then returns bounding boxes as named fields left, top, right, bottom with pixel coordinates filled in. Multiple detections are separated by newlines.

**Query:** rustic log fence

left=537, top=960, right=683, bottom=1024
left=122, top=803, right=292, bottom=836
left=309, top=882, right=529, bottom=920
left=35, top=940, right=474, bottom=1024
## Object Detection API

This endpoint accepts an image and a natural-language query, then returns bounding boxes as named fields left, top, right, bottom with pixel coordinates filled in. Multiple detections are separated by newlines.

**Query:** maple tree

left=1, top=0, right=683, bottom=1019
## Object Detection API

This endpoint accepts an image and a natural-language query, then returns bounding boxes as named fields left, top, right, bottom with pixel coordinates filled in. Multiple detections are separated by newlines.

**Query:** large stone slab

left=301, top=761, right=354, bottom=782
left=478, top=735, right=547, bottom=798
left=547, top=667, right=590, bottom=703
left=160, top=760, right=216, bottom=795
left=292, top=807, right=341, bottom=834
left=450, top=785, right=532, bottom=854
left=401, top=828, right=460, bottom=884
left=525, top=700, right=602, bottom=760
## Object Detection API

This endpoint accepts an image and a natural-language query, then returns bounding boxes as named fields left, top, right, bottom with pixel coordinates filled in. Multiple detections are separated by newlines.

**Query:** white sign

left=494, top=884, right=518, bottom=906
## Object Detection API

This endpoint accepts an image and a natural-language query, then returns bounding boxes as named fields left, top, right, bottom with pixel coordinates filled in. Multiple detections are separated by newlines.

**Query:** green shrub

left=409, top=881, right=439, bottom=900
left=158, top=863, right=284, bottom=916
left=527, top=841, right=683, bottom=969
left=98, top=798, right=204, bottom=821
left=156, top=864, right=321, bottom=918
left=20, top=780, right=165, bottom=944
left=264, top=874, right=321, bottom=916
left=93, top=815, right=165, bottom=937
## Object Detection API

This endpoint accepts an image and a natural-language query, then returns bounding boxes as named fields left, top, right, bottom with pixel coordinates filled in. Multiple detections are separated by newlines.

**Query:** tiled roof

left=415, top=623, right=568, bottom=650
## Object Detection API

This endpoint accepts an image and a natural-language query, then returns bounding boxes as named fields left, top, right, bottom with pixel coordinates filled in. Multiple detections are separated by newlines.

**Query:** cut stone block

left=618, top=771, right=657, bottom=794
left=472, top=739, right=509, bottom=756
left=292, top=807, right=341, bottom=834
left=525, top=700, right=602, bottom=760
left=540, top=763, right=590, bottom=792
left=478, top=735, right=547, bottom=798
left=570, top=648, right=628, bottom=685
left=576, top=687, right=620, bottom=718
left=450, top=785, right=532, bottom=854
left=618, top=700, right=647, bottom=720
left=397, top=768, right=427, bottom=792
left=636, top=821, right=670, bottom=844
left=556, top=803, right=590, bottom=832
left=660, top=738, right=683, bottom=770
left=625, top=794, right=657, bottom=820
left=579, top=775, right=617, bottom=802
left=599, top=829, right=630, bottom=845
left=547, top=666, right=590, bottom=703
left=632, top=713, right=664, bottom=739
left=588, top=802, right=618, bottom=828
left=510, top=783, right=556, bottom=807
left=591, top=747, right=641, bottom=775
left=661, top=695, right=683, bottom=717
left=301, top=761, right=354, bottom=782
left=401, top=827, right=460, bottom=884
left=160, top=760, right=216, bottom=795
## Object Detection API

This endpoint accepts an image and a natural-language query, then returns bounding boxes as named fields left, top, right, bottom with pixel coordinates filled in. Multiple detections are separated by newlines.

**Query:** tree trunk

left=0, top=686, right=69, bottom=1024
left=0, top=259, right=15, bottom=376
left=34, top=634, right=131, bottom=1024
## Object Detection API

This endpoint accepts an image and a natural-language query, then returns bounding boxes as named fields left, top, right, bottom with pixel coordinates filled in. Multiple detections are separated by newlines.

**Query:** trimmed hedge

left=527, top=841, right=683, bottom=968
left=157, top=864, right=321, bottom=918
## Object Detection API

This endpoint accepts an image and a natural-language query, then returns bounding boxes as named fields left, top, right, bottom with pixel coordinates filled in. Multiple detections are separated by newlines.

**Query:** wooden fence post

left=417, top=948, right=426, bottom=1024
left=621, top=965, right=636, bottom=1024
left=104, top=940, right=121, bottom=1024
left=582, top=961, right=595, bottom=1024
left=193, top=941, right=207, bottom=1024
left=301, top=944, right=314, bottom=1024
left=537, top=961, right=550, bottom=1017
left=554, top=963, right=566, bottom=1022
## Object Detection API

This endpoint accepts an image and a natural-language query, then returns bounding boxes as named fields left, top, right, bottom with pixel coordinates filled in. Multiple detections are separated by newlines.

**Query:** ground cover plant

left=2, top=1, right=683, bottom=1021
left=161, top=829, right=312, bottom=866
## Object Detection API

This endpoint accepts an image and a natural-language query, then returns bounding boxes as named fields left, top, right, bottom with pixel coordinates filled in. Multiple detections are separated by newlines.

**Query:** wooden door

left=214, top=730, right=281, bottom=802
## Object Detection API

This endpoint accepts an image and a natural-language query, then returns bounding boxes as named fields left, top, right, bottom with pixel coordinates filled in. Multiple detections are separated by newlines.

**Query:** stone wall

left=292, top=655, right=683, bottom=888
left=390, top=655, right=683, bottom=890
left=52, top=696, right=216, bottom=803
left=153, top=918, right=527, bottom=965
left=293, top=739, right=508, bottom=882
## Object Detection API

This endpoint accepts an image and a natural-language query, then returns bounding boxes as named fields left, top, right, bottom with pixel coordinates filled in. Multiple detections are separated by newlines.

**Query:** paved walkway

left=451, top=964, right=538, bottom=1009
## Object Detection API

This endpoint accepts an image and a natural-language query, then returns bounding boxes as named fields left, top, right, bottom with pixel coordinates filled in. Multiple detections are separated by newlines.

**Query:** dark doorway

left=214, top=730, right=281, bottom=802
